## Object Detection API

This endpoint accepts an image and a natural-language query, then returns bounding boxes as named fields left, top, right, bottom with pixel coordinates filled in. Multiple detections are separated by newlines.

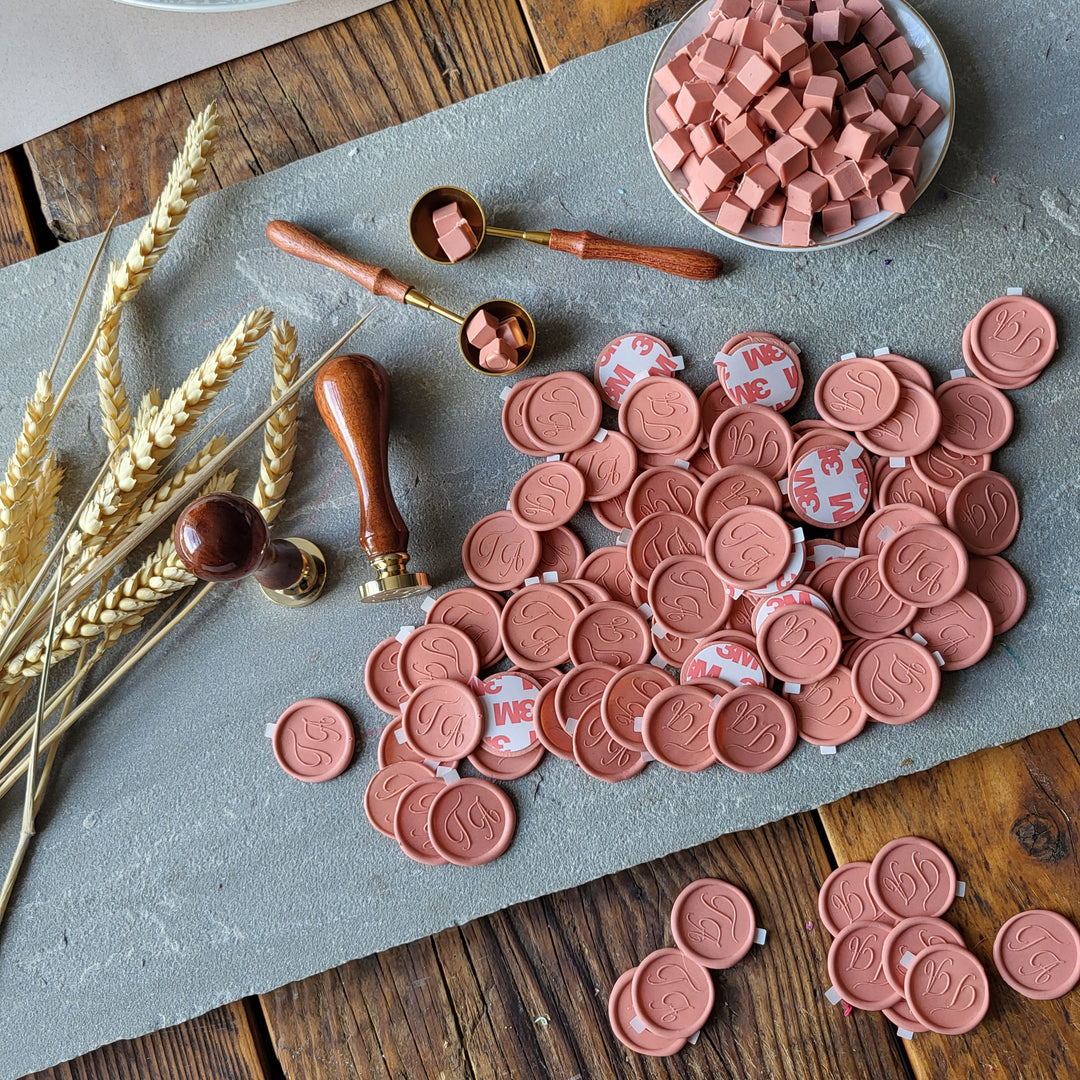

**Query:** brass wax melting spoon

left=409, top=185, right=723, bottom=280
left=266, top=220, right=535, bottom=377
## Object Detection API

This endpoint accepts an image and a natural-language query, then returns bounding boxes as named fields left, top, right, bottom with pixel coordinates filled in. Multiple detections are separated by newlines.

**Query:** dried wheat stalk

left=253, top=319, right=300, bottom=525
left=1, top=455, right=63, bottom=619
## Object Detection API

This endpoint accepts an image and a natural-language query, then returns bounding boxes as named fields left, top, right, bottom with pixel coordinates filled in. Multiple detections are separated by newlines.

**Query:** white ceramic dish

left=111, top=0, right=303, bottom=12
left=644, top=0, right=955, bottom=250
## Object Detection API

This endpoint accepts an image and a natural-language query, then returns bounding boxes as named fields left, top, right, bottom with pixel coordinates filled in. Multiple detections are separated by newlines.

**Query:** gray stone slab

left=1, top=5, right=1078, bottom=1074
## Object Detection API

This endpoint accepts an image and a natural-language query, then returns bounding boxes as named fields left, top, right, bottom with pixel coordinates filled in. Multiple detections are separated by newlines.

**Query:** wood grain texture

left=260, top=814, right=910, bottom=1080
left=520, top=0, right=698, bottom=70
left=22, top=0, right=542, bottom=244
left=19, top=1000, right=275, bottom=1080
left=0, top=150, right=45, bottom=267
left=820, top=720, right=1080, bottom=1079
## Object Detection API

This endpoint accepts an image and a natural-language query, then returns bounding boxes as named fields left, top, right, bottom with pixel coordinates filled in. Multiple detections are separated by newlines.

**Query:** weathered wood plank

left=260, top=815, right=910, bottom=1080
left=0, top=149, right=45, bottom=267
left=19, top=1000, right=274, bottom=1080
left=820, top=720, right=1080, bottom=1079
left=23, top=0, right=542, bottom=244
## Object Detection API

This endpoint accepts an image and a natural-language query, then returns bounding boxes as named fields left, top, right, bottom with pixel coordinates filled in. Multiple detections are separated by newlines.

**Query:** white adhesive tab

left=565, top=716, right=579, bottom=735
left=395, top=625, right=415, bottom=643
left=731, top=588, right=744, bottom=599
left=754, top=927, right=768, bottom=945
left=638, top=603, right=654, bottom=618
left=898, top=1027, right=915, bottom=1040
left=499, top=386, right=513, bottom=401
left=950, top=367, right=967, bottom=380
left=629, top=1015, right=647, bottom=1034
left=524, top=575, right=541, bottom=587
left=783, top=682, right=802, bottom=695
left=545, top=454, right=562, bottom=463
left=788, top=341, right=801, bottom=355
left=900, top=950, right=916, bottom=969
left=825, top=986, right=842, bottom=1005
left=670, top=354, right=687, bottom=370
left=889, top=456, right=907, bottom=468
left=792, top=528, right=806, bottom=544
left=506, top=499, right=512, bottom=511
left=910, top=632, right=929, bottom=646
left=633, top=716, right=644, bottom=732
left=649, top=653, right=669, bottom=668
left=956, top=881, right=967, bottom=897
left=542, top=571, right=560, bottom=583
left=420, top=595, right=437, bottom=614
left=873, top=346, right=891, bottom=356
left=592, top=427, right=609, bottom=442
left=820, top=745, right=838, bottom=756
left=878, top=526, right=895, bottom=542
left=844, top=546, right=861, bottom=559
left=933, top=650, right=946, bottom=667
left=710, top=694, right=725, bottom=708
left=436, top=765, right=460, bottom=784
left=675, top=459, right=691, bottom=470
left=652, top=624, right=668, bottom=638
left=688, top=1029, right=701, bottom=1045
left=617, top=528, right=632, bottom=547
left=394, top=726, right=407, bottom=744
left=840, top=351, right=857, bottom=361
left=641, top=751, right=655, bottom=763
left=778, top=476, right=789, bottom=496
left=1006, top=286, right=1024, bottom=295
left=264, top=723, right=277, bottom=739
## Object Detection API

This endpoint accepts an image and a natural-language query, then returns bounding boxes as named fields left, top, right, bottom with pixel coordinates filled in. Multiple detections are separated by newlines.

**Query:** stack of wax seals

left=358, top=290, right=1055, bottom=862
left=609, top=877, right=766, bottom=1056
left=819, top=836, right=1080, bottom=1036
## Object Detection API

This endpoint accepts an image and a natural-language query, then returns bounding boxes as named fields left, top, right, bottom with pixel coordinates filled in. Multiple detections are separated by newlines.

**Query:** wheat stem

left=253, top=320, right=300, bottom=525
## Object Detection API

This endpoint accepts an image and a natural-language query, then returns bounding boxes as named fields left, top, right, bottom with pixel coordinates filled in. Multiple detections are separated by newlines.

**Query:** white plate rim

left=643, top=0, right=956, bottom=251
left=110, top=0, right=305, bottom=13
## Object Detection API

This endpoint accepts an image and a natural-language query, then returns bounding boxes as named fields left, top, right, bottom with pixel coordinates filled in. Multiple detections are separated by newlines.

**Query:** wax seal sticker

left=521, top=371, right=602, bottom=453
left=424, top=587, right=505, bottom=669
left=696, top=465, right=783, bottom=529
left=935, top=377, right=1013, bottom=455
left=556, top=661, right=618, bottom=732
left=671, top=878, right=757, bottom=970
left=993, top=909, right=1080, bottom=1000
left=756, top=604, right=842, bottom=685
left=834, top=556, right=917, bottom=640
left=568, top=601, right=652, bottom=667
left=908, top=589, right=993, bottom=670
left=681, top=638, right=767, bottom=687
left=818, top=862, right=897, bottom=937
left=653, top=628, right=697, bottom=667
left=869, top=836, right=958, bottom=920
left=851, top=637, right=940, bottom=724
left=708, top=685, right=797, bottom=774
left=882, top=916, right=966, bottom=995
left=537, top=525, right=586, bottom=580
left=427, top=776, right=516, bottom=866
left=855, top=380, right=942, bottom=458
left=904, top=944, right=990, bottom=1035
left=393, top=778, right=449, bottom=865
left=630, top=948, right=715, bottom=1039
left=878, top=523, right=969, bottom=608
left=627, top=466, right=702, bottom=525
left=786, top=666, right=868, bottom=747
left=827, top=921, right=902, bottom=1012
left=600, top=663, right=677, bottom=750
left=617, top=375, right=702, bottom=455
left=788, top=442, right=871, bottom=527
left=969, top=294, right=1057, bottom=380
left=378, top=716, right=458, bottom=770
left=708, top=404, right=793, bottom=481
left=474, top=671, right=541, bottom=756
left=561, top=577, right=611, bottom=606
left=752, top=587, right=831, bottom=633
left=705, top=506, right=792, bottom=591
left=715, top=336, right=803, bottom=413
left=700, top=380, right=736, bottom=436
left=814, top=358, right=902, bottom=432
left=648, top=554, right=732, bottom=640
left=945, top=470, right=1020, bottom=556
left=608, top=968, right=688, bottom=1057
left=499, top=583, right=580, bottom=669
left=573, top=699, right=648, bottom=782
left=364, top=636, right=409, bottom=715
left=579, top=545, right=637, bottom=607
left=468, top=740, right=545, bottom=780
left=500, top=376, right=547, bottom=456
left=508, top=461, right=586, bottom=530
left=397, top=623, right=480, bottom=695
left=857, top=504, right=939, bottom=558
left=565, top=430, right=638, bottom=502
left=965, top=555, right=1026, bottom=636
left=364, top=761, right=436, bottom=838
left=628, top=511, right=707, bottom=587
left=592, top=490, right=632, bottom=533
left=594, top=332, right=678, bottom=408
left=804, top=558, right=854, bottom=608
left=912, top=442, right=992, bottom=494
left=532, top=675, right=573, bottom=760
left=878, top=465, right=948, bottom=522
left=462, top=511, right=542, bottom=590
left=640, top=684, right=717, bottom=772
left=873, top=353, right=934, bottom=392
left=271, top=698, right=354, bottom=782
left=401, top=679, right=484, bottom=761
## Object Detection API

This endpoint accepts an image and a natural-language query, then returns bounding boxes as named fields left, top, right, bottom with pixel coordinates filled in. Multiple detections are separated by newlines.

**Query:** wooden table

left=7, top=3, right=1079, bottom=1078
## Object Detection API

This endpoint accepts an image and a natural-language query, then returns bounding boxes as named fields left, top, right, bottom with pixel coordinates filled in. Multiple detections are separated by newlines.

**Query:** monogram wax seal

left=705, top=506, right=792, bottom=591
left=640, top=684, right=718, bottom=772
left=708, top=404, right=793, bottom=481
left=904, top=943, right=990, bottom=1035
left=878, top=522, right=969, bottom=608
left=993, top=909, right=1080, bottom=1000
left=271, top=698, right=355, bottom=782
left=508, top=461, right=586, bottom=530
left=427, top=776, right=517, bottom=866
left=400, top=679, right=484, bottom=761
left=647, top=554, right=732, bottom=639
left=868, top=836, right=958, bottom=920
left=627, top=466, right=702, bottom=525
left=827, top=921, right=903, bottom=1012
left=628, top=510, right=707, bottom=587
left=814, top=357, right=902, bottom=432
left=600, top=663, right=677, bottom=750
left=850, top=637, right=940, bottom=724
left=568, top=601, right=652, bottom=667
left=364, top=761, right=437, bottom=838
left=424, top=587, right=505, bottom=670
left=708, top=685, right=798, bottom=773
left=855, top=379, right=942, bottom=458
left=396, top=623, right=480, bottom=694
left=785, top=665, right=868, bottom=747
left=608, top=968, right=688, bottom=1057
left=572, top=699, right=648, bottom=782
left=945, top=469, right=1021, bottom=557
left=393, top=778, right=449, bottom=866
left=630, top=948, right=715, bottom=1039
left=521, top=370, right=602, bottom=453
left=461, top=510, right=542, bottom=590
left=756, top=603, right=843, bottom=684
left=670, top=877, right=758, bottom=969
left=817, top=861, right=897, bottom=937
left=881, top=916, right=966, bottom=995
left=594, top=332, right=679, bottom=408
left=935, top=377, right=1013, bottom=455
left=498, top=583, right=580, bottom=669
left=969, top=294, right=1057, bottom=383
left=565, top=430, right=638, bottom=502
left=617, top=374, right=702, bottom=456
left=696, top=465, right=783, bottom=529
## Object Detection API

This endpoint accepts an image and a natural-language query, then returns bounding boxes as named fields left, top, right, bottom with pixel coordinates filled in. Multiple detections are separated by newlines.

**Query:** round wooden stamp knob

left=174, top=492, right=326, bottom=607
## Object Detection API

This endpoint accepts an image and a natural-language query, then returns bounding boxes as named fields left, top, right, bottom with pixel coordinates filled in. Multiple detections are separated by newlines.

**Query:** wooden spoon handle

left=547, top=228, right=722, bottom=280
left=266, top=220, right=413, bottom=303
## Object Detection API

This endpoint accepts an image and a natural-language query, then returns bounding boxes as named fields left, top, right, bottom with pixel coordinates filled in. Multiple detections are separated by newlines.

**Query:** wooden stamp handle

left=314, top=354, right=409, bottom=558
left=266, top=219, right=413, bottom=303
left=547, top=228, right=722, bottom=280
